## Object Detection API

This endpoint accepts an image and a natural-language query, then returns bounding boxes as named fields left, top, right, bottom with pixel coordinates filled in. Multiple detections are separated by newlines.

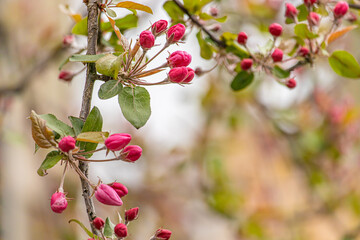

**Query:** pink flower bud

left=237, top=32, right=248, bottom=45
left=108, top=182, right=128, bottom=198
left=167, top=23, right=186, bottom=43
left=114, top=223, right=128, bottom=238
left=195, top=67, right=203, bottom=76
left=308, top=12, right=320, bottom=26
left=122, top=145, right=142, bottom=162
left=346, top=12, right=358, bottom=22
left=125, top=207, right=139, bottom=222
left=58, top=136, right=76, bottom=152
left=298, top=47, right=310, bottom=56
left=152, top=20, right=168, bottom=34
left=155, top=229, right=172, bottom=240
left=269, top=23, right=283, bottom=37
left=286, top=78, right=296, bottom=89
left=168, top=51, right=192, bottom=68
left=183, top=67, right=195, bottom=83
left=334, top=1, right=349, bottom=18
left=58, top=70, right=74, bottom=82
left=95, top=184, right=123, bottom=206
left=105, top=133, right=132, bottom=151
left=139, top=30, right=155, bottom=49
left=271, top=48, right=283, bottom=62
left=62, top=35, right=75, bottom=47
left=241, top=58, right=253, bottom=70
left=50, top=191, right=68, bottom=213
left=285, top=3, right=298, bottom=19
left=210, top=24, right=221, bottom=32
left=169, top=67, right=188, bottom=83
left=92, top=217, right=105, bottom=230
left=210, top=7, right=219, bottom=17
left=304, top=0, right=317, bottom=6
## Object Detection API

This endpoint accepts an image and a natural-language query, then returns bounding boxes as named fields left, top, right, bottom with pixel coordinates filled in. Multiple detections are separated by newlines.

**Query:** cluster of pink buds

left=105, top=133, right=142, bottom=162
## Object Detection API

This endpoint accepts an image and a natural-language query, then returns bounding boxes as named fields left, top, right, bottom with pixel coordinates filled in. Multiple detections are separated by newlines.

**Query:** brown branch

left=349, top=3, right=360, bottom=10
left=78, top=0, right=101, bottom=235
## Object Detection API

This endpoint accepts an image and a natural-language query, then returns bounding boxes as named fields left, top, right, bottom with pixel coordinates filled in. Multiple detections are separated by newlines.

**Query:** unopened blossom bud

left=210, top=23, right=221, bottom=32
left=285, top=3, right=298, bottom=19
left=114, top=223, right=128, bottom=238
left=308, top=12, right=320, bottom=26
left=105, top=133, right=132, bottom=151
left=108, top=182, right=128, bottom=198
left=298, top=47, right=310, bottom=57
left=241, top=58, right=253, bottom=70
left=169, top=67, right=188, bottom=83
left=92, top=217, right=105, bottom=230
left=237, top=32, right=248, bottom=45
left=58, top=70, right=74, bottom=82
left=58, top=136, right=76, bottom=152
left=195, top=67, right=203, bottom=76
left=183, top=67, right=195, bottom=83
left=95, top=184, right=123, bottom=206
left=155, top=229, right=172, bottom=240
left=286, top=78, right=296, bottom=89
left=122, top=145, right=142, bottom=162
left=152, top=20, right=168, bottom=35
left=125, top=207, right=139, bottom=222
left=139, top=30, right=155, bottom=49
left=304, top=0, right=317, bottom=6
left=167, top=23, right=186, bottom=43
left=168, top=51, right=192, bottom=68
left=210, top=7, right=219, bottom=17
left=50, top=191, right=68, bottom=214
left=346, top=12, right=358, bottom=22
left=62, top=35, right=75, bottom=47
left=271, top=48, right=283, bottom=62
left=334, top=1, right=349, bottom=18
left=269, top=23, right=283, bottom=37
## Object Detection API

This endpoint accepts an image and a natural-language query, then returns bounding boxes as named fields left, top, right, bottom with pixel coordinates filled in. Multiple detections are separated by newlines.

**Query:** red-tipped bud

left=152, top=20, right=168, bottom=35
left=304, top=0, right=317, bottom=6
left=271, top=48, right=283, bottom=62
left=334, top=1, right=349, bottom=18
left=122, top=145, right=142, bottom=162
left=210, top=24, right=221, bottom=32
left=139, top=30, right=155, bottom=49
left=167, top=51, right=192, bottom=68
left=308, top=12, right=320, bottom=26
left=105, top=133, right=132, bottom=151
left=114, top=223, right=128, bottom=238
left=195, top=67, right=203, bottom=76
left=62, top=35, right=75, bottom=47
left=269, top=23, right=283, bottom=37
left=108, top=182, right=128, bottom=198
left=210, top=7, right=219, bottom=17
left=183, top=67, right=195, bottom=83
left=58, top=136, right=76, bottom=152
left=58, top=70, right=74, bottom=82
left=50, top=191, right=68, bottom=213
left=286, top=78, right=296, bottom=88
left=240, top=58, right=253, bottom=70
left=167, top=23, right=186, bottom=43
left=155, top=229, right=172, bottom=240
left=285, top=3, right=298, bottom=19
left=169, top=67, right=188, bottom=83
left=95, top=184, right=123, bottom=206
left=237, top=32, right=248, bottom=45
left=125, top=207, right=139, bottom=222
left=93, top=217, right=105, bottom=230
left=298, top=47, right=310, bottom=57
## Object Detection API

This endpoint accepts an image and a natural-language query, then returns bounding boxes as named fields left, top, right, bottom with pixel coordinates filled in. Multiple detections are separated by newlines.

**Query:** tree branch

left=349, top=3, right=360, bottom=10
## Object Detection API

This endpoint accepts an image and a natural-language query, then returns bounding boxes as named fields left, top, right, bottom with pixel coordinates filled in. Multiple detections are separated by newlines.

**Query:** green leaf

left=76, top=132, right=109, bottom=144
left=106, top=7, right=117, bottom=18
left=198, top=12, right=227, bottom=22
left=68, top=116, right=84, bottom=136
left=37, top=151, right=63, bottom=176
left=78, top=107, right=103, bottom=156
left=69, top=54, right=106, bottom=63
left=163, top=1, right=184, bottom=23
left=118, top=86, right=151, bottom=129
left=72, top=17, right=88, bottom=35
left=69, top=219, right=94, bottom=238
left=95, top=54, right=123, bottom=79
left=272, top=66, right=290, bottom=79
left=221, top=32, right=249, bottom=59
left=231, top=71, right=254, bottom=91
left=104, top=217, right=116, bottom=238
left=297, top=4, right=309, bottom=22
left=98, top=80, right=123, bottom=99
left=100, top=14, right=138, bottom=32
left=294, top=23, right=319, bottom=39
left=39, top=114, right=75, bottom=137
left=328, top=50, right=360, bottom=78
left=196, top=31, right=213, bottom=60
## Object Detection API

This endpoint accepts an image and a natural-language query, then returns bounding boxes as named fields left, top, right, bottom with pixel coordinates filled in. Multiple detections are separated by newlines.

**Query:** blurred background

left=2, top=0, right=360, bottom=239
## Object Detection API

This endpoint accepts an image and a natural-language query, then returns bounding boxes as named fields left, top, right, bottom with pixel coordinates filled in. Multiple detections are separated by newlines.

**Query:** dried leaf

left=29, top=111, right=56, bottom=148
left=106, top=15, right=129, bottom=50
left=115, top=1, right=153, bottom=14
left=327, top=25, right=357, bottom=44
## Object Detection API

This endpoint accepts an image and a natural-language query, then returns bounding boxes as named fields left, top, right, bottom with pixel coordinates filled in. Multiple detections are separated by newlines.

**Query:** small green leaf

left=297, top=4, right=309, bottom=22
left=37, top=151, right=63, bottom=176
left=221, top=32, right=249, bottom=58
left=231, top=71, right=254, bottom=91
left=100, top=14, right=138, bottom=32
left=104, top=217, right=116, bottom=238
left=294, top=23, right=319, bottom=39
left=76, top=132, right=109, bottom=144
left=163, top=1, right=184, bottom=23
left=272, top=66, right=290, bottom=79
left=69, top=219, right=94, bottom=238
left=106, top=7, right=117, bottom=18
left=69, top=54, right=106, bottom=63
left=68, top=116, right=84, bottom=136
left=118, top=87, right=151, bottom=129
left=72, top=17, right=88, bottom=35
left=198, top=12, right=227, bottom=22
left=328, top=50, right=360, bottom=78
left=196, top=31, right=213, bottom=60
left=98, top=80, right=123, bottom=99
left=40, top=114, right=75, bottom=137
left=95, top=54, right=123, bottom=79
